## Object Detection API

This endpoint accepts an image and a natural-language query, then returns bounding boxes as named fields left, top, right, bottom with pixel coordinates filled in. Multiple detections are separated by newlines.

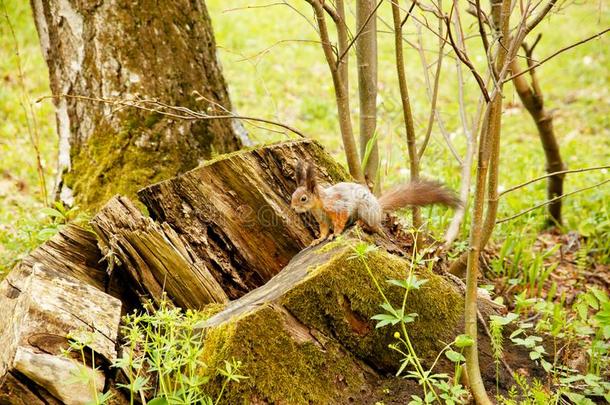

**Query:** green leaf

left=387, top=275, right=428, bottom=291
left=490, top=312, right=518, bottom=326
left=445, top=350, right=465, bottom=363
left=540, top=359, right=552, bottom=373
left=40, top=207, right=64, bottom=218
left=361, top=130, right=380, bottom=170
left=37, top=227, right=59, bottom=241
left=454, top=334, right=474, bottom=348
left=371, top=313, right=400, bottom=328
left=147, top=397, right=169, bottom=405
left=584, top=292, right=599, bottom=310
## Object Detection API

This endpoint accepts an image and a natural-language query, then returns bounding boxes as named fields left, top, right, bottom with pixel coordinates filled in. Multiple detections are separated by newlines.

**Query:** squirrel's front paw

left=309, top=237, right=324, bottom=247
left=309, top=233, right=333, bottom=247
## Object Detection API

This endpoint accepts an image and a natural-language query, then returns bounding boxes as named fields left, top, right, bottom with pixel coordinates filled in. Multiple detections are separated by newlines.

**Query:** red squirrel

left=291, top=161, right=460, bottom=246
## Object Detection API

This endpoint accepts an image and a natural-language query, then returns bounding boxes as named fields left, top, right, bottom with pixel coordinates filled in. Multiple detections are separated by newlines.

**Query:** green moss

left=201, top=305, right=369, bottom=404
left=281, top=246, right=463, bottom=369
left=198, top=302, right=227, bottom=320
left=199, top=238, right=465, bottom=402
left=65, top=113, right=199, bottom=212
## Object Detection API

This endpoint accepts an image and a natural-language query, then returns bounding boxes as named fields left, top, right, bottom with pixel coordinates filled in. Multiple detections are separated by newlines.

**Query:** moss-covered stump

left=195, top=236, right=473, bottom=404
left=135, top=139, right=349, bottom=299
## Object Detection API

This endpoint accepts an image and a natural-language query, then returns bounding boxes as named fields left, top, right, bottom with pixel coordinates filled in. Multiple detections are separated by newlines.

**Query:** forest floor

left=0, top=0, right=609, bottom=400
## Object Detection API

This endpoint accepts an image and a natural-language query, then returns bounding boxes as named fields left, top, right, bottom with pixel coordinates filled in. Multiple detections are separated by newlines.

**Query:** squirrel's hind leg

left=357, top=219, right=383, bottom=235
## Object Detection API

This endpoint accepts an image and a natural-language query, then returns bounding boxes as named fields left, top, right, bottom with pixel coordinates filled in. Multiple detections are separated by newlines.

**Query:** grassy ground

left=0, top=0, right=608, bottom=277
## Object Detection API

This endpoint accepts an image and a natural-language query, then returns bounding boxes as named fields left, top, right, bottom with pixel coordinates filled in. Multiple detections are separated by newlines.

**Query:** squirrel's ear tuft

left=305, top=162, right=317, bottom=193
left=295, top=161, right=306, bottom=186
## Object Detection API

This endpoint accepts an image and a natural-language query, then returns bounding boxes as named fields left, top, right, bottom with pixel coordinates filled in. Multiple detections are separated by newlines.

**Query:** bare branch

left=337, top=0, right=383, bottom=66
left=400, top=1, right=416, bottom=27
left=306, top=0, right=364, bottom=181
left=418, top=5, right=453, bottom=160
left=443, top=15, right=491, bottom=102
left=474, top=0, right=490, bottom=54
left=499, top=166, right=610, bottom=197
left=504, top=27, right=610, bottom=82
left=496, top=179, right=610, bottom=224
left=37, top=94, right=307, bottom=138
left=391, top=0, right=421, bottom=228
left=524, top=0, right=557, bottom=34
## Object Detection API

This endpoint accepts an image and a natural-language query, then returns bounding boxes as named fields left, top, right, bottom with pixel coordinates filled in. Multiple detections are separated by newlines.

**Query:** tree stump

left=194, top=234, right=527, bottom=403
left=92, top=196, right=229, bottom=309
left=94, top=139, right=348, bottom=302
left=0, top=263, right=122, bottom=404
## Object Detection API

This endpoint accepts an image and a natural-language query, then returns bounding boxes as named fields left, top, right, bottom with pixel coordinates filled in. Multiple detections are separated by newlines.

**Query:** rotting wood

left=92, top=196, right=229, bottom=308
left=18, top=224, right=137, bottom=310
left=0, top=264, right=122, bottom=405
left=136, top=139, right=349, bottom=299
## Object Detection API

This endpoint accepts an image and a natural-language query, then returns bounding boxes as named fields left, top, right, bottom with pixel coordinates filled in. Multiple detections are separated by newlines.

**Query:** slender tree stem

left=356, top=0, right=380, bottom=187
left=391, top=0, right=422, bottom=228
left=308, top=0, right=364, bottom=182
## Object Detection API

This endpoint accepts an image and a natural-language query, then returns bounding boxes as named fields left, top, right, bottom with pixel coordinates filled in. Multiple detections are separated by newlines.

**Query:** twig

left=443, top=15, right=491, bottom=102
left=418, top=3, right=455, bottom=160
left=391, top=0, right=422, bottom=228
left=336, top=0, right=383, bottom=66
left=222, top=2, right=285, bottom=13
left=496, top=179, right=610, bottom=224
left=474, top=0, right=489, bottom=54
left=499, top=166, right=610, bottom=197
left=524, top=0, right=557, bottom=34
left=400, top=1, right=416, bottom=27
left=236, top=39, right=323, bottom=62
left=37, top=94, right=306, bottom=138
left=504, top=28, right=610, bottom=82
left=1, top=0, right=48, bottom=205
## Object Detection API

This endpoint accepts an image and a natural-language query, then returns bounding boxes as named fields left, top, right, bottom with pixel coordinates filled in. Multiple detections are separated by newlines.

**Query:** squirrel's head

left=291, top=161, right=318, bottom=213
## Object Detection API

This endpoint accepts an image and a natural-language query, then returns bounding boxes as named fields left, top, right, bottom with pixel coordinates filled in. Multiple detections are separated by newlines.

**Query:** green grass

left=0, top=0, right=608, bottom=274
left=0, top=0, right=57, bottom=273
left=1, top=3, right=609, bottom=400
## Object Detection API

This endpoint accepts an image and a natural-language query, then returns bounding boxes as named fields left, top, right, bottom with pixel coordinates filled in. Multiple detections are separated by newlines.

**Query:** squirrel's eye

left=300, top=195, right=308, bottom=202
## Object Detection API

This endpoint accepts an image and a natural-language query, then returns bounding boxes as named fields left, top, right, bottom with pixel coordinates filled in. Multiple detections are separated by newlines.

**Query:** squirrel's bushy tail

left=378, top=180, right=461, bottom=211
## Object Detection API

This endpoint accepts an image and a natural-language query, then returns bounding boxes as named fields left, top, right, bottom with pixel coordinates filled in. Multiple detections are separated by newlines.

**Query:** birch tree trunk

left=30, top=0, right=246, bottom=210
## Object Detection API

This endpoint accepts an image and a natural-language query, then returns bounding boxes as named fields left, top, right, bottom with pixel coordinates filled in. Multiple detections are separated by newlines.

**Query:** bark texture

left=136, top=139, right=348, bottom=300
left=0, top=264, right=122, bottom=404
left=356, top=0, right=379, bottom=185
left=30, top=0, right=245, bottom=209
left=92, top=195, right=230, bottom=309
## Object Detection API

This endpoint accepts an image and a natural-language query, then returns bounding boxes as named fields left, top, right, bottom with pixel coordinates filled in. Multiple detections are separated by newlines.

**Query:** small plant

left=114, top=297, right=247, bottom=404
left=350, top=238, right=470, bottom=404
left=490, top=232, right=559, bottom=298
left=66, top=297, right=247, bottom=405
left=37, top=201, right=87, bottom=241
left=494, top=289, right=610, bottom=403
left=64, top=330, right=112, bottom=405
